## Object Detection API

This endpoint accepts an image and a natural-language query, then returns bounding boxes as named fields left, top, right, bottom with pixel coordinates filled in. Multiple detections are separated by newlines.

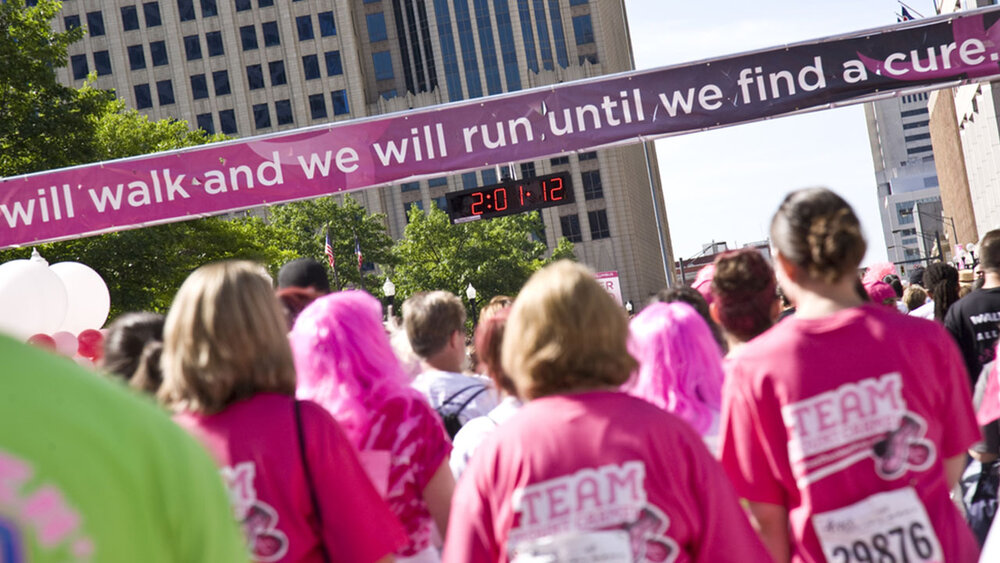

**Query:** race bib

left=511, top=530, right=633, bottom=563
left=812, top=488, right=943, bottom=563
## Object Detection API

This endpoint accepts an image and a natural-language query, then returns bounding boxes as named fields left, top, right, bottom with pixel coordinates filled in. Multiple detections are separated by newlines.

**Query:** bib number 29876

left=813, top=488, right=942, bottom=563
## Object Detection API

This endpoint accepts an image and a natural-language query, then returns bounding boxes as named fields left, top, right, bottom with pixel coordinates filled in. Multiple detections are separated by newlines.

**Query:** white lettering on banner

left=782, top=373, right=936, bottom=485
left=508, top=462, right=678, bottom=563
left=812, top=488, right=942, bottom=563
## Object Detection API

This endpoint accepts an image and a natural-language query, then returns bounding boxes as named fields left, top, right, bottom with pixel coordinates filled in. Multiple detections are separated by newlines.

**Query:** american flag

left=324, top=232, right=335, bottom=269
left=354, top=234, right=363, bottom=271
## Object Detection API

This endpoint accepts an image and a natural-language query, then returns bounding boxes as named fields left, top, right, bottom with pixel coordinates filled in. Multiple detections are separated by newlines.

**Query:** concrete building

left=864, top=91, right=946, bottom=277
left=53, top=0, right=673, bottom=302
left=930, top=0, right=1000, bottom=253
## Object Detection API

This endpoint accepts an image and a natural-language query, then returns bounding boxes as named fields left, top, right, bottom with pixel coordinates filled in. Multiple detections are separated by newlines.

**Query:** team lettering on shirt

left=781, top=373, right=936, bottom=486
left=221, top=462, right=289, bottom=562
left=508, top=461, right=679, bottom=562
left=0, top=450, right=94, bottom=562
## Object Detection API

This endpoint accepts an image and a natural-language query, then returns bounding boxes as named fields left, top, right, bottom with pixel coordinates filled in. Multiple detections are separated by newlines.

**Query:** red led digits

left=494, top=187, right=508, bottom=211
left=549, top=177, right=564, bottom=201
left=471, top=191, right=484, bottom=215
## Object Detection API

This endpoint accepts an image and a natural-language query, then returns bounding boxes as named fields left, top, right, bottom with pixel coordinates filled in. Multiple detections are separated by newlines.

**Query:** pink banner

left=4, top=5, right=1000, bottom=248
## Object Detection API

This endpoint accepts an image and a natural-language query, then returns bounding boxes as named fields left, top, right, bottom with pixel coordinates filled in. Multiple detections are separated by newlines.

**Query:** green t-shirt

left=0, top=334, right=247, bottom=562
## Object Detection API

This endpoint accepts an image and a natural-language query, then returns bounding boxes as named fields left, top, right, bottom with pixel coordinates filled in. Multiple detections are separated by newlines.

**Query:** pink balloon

left=27, top=333, right=56, bottom=351
left=50, top=331, right=78, bottom=357
left=77, top=329, right=104, bottom=362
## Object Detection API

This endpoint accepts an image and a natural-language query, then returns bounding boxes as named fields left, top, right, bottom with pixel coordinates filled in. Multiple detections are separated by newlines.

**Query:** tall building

left=53, top=0, right=673, bottom=301
left=864, top=92, right=945, bottom=276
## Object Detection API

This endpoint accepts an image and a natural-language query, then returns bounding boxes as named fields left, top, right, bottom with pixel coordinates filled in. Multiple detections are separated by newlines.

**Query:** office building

left=864, top=91, right=946, bottom=276
left=54, top=0, right=674, bottom=301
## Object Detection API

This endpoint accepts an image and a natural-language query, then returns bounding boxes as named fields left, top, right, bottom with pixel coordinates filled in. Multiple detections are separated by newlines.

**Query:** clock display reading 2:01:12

left=446, top=172, right=575, bottom=224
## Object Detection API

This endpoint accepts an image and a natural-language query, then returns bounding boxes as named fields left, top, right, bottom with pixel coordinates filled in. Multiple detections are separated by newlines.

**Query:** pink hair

left=863, top=262, right=898, bottom=285
left=691, top=264, right=715, bottom=306
left=289, top=291, right=423, bottom=446
left=624, top=301, right=723, bottom=435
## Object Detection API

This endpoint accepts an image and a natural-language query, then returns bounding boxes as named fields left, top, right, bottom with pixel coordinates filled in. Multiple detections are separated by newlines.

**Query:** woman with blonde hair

left=161, top=261, right=405, bottom=563
left=290, top=291, right=454, bottom=563
left=443, top=260, right=768, bottom=562
left=720, top=189, right=979, bottom=562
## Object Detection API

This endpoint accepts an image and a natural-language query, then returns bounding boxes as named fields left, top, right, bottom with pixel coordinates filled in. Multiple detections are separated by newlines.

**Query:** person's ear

left=774, top=251, right=800, bottom=283
left=709, top=301, right=722, bottom=325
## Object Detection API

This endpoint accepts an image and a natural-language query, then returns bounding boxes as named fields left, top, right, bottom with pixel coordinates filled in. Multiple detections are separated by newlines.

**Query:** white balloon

left=50, top=262, right=111, bottom=334
left=0, top=259, right=69, bottom=339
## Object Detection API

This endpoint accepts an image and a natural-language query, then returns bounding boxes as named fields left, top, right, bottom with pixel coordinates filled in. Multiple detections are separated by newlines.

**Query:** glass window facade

left=127, top=45, right=146, bottom=70
left=302, top=55, right=320, bottom=80
left=246, top=64, right=264, bottom=89
left=253, top=103, right=271, bottom=129
left=262, top=21, right=280, bottom=46
left=515, top=0, right=537, bottom=72
left=296, top=15, right=314, bottom=41
left=177, top=0, right=195, bottom=21
left=548, top=0, right=569, bottom=68
left=196, top=113, right=214, bottom=134
left=269, top=60, right=286, bottom=86
left=201, top=0, right=217, bottom=17
left=472, top=0, right=502, bottom=95
left=317, top=11, right=336, bottom=36
left=121, top=6, right=140, bottom=31
left=324, top=51, right=343, bottom=76
left=427, top=177, right=448, bottom=188
left=93, top=51, right=112, bottom=75
left=184, top=35, right=202, bottom=60
left=588, top=209, right=610, bottom=239
left=366, top=12, right=388, bottom=42
left=156, top=79, right=175, bottom=105
left=150, top=41, right=168, bottom=66
left=331, top=90, right=349, bottom=115
left=134, top=83, right=152, bottom=108
left=582, top=170, right=603, bottom=200
left=560, top=214, right=582, bottom=242
left=206, top=31, right=224, bottom=56
left=235, top=0, right=251, bottom=11
left=240, top=25, right=258, bottom=50
left=275, top=99, right=293, bottom=125
left=309, top=93, right=327, bottom=119
left=572, top=14, right=593, bottom=45
left=143, top=2, right=162, bottom=26
left=219, top=109, right=237, bottom=134
left=401, top=182, right=421, bottom=192
left=190, top=74, right=208, bottom=99
left=71, top=54, right=89, bottom=80
left=64, top=14, right=81, bottom=30
left=213, top=70, right=231, bottom=95
left=453, top=0, right=483, bottom=98
left=432, top=0, right=462, bottom=101
left=372, top=51, right=393, bottom=80
left=532, top=0, right=553, bottom=70
left=86, top=11, right=105, bottom=36
left=494, top=0, right=521, bottom=91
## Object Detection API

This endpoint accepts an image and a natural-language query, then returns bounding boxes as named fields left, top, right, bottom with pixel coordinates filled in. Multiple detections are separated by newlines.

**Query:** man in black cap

left=277, top=258, right=331, bottom=294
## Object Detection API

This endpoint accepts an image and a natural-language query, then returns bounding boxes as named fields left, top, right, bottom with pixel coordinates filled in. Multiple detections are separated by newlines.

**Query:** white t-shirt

left=910, top=299, right=935, bottom=320
left=411, top=369, right=498, bottom=428
left=449, top=396, right=522, bottom=480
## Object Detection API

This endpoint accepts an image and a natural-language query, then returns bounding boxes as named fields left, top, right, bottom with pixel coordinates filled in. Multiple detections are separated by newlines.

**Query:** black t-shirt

left=945, top=287, right=1000, bottom=387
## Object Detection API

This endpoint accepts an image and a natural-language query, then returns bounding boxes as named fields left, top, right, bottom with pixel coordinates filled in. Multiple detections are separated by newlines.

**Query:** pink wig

left=624, top=302, right=723, bottom=435
left=691, top=264, right=715, bottom=306
left=863, top=262, right=898, bottom=285
left=289, top=291, right=423, bottom=446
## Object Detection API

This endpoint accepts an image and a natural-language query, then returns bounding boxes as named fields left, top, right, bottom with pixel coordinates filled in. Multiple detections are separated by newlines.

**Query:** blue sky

left=624, top=0, right=939, bottom=265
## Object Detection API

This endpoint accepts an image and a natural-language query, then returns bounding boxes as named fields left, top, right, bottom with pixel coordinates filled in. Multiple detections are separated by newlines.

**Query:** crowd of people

left=4, top=186, right=1000, bottom=562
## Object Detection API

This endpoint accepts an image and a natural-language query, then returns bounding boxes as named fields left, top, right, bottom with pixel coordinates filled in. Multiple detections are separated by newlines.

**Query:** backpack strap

left=439, top=384, right=486, bottom=409
left=294, top=400, right=331, bottom=563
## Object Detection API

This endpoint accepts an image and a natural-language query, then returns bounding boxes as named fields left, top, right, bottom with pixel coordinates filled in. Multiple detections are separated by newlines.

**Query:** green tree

left=267, top=195, right=397, bottom=292
left=391, top=204, right=575, bottom=312
left=0, top=0, right=114, bottom=176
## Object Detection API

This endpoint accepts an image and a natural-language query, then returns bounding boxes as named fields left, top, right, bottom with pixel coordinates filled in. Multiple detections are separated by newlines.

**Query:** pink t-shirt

left=720, top=304, right=980, bottom=562
left=174, top=393, right=407, bottom=563
left=352, top=394, right=452, bottom=557
left=443, top=391, right=770, bottom=563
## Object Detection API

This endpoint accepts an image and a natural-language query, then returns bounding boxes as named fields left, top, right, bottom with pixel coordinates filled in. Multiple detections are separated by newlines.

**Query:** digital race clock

left=446, top=172, right=575, bottom=224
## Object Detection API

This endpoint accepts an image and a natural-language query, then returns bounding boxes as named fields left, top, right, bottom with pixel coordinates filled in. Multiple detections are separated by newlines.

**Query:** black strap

left=440, top=384, right=488, bottom=410
left=294, top=400, right=330, bottom=563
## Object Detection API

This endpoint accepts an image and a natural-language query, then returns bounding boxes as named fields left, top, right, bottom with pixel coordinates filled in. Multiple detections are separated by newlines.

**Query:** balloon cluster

left=0, top=251, right=111, bottom=366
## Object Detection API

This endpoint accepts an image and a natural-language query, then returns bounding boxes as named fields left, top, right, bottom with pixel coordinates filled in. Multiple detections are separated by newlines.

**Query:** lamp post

left=892, top=228, right=943, bottom=267
left=465, top=283, right=478, bottom=326
left=382, top=277, right=395, bottom=319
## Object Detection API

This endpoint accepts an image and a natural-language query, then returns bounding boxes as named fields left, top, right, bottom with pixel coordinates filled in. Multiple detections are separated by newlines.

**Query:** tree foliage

left=392, top=204, right=575, bottom=311
left=0, top=0, right=114, bottom=176
left=267, top=195, right=397, bottom=293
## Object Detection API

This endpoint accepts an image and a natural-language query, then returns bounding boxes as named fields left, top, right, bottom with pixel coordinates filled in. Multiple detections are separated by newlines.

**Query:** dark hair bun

left=772, top=188, right=866, bottom=283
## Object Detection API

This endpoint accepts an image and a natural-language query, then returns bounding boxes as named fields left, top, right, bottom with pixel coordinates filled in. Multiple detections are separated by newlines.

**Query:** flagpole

left=326, top=224, right=341, bottom=291
left=897, top=0, right=924, bottom=18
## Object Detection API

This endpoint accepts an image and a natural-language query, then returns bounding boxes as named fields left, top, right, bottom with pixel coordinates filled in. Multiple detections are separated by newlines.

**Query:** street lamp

left=382, top=277, right=395, bottom=318
left=466, top=283, right=478, bottom=325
